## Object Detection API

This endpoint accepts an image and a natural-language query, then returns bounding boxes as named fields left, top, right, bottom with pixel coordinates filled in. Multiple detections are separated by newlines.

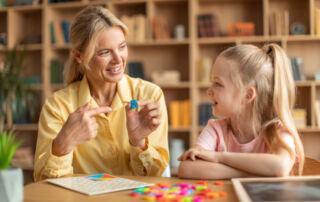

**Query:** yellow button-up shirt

left=34, top=75, right=169, bottom=181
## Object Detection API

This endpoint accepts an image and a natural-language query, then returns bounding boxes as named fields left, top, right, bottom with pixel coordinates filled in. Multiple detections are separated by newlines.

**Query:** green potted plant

left=0, top=46, right=25, bottom=132
left=0, top=130, right=23, bottom=202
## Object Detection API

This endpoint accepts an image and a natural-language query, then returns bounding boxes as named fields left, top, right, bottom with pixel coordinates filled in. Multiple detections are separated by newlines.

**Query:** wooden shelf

left=49, top=1, right=87, bottom=9
left=12, top=5, right=43, bottom=12
left=158, top=81, right=190, bottom=89
left=298, top=127, right=320, bottom=133
left=11, top=124, right=38, bottom=131
left=128, top=39, right=189, bottom=46
left=17, top=44, right=42, bottom=51
left=28, top=84, right=43, bottom=90
left=51, top=44, right=71, bottom=50
left=169, top=126, right=191, bottom=133
left=112, top=0, right=147, bottom=5
left=51, top=84, right=65, bottom=91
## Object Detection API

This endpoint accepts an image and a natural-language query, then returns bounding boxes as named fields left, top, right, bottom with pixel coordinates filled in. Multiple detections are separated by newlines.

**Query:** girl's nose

left=207, top=88, right=213, bottom=97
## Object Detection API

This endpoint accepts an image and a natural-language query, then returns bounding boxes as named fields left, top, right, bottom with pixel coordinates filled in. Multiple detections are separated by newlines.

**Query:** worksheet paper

left=46, top=173, right=154, bottom=196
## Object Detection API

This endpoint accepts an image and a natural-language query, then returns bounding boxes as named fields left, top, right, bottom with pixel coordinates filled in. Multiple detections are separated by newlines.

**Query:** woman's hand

left=125, top=100, right=161, bottom=150
left=178, top=147, right=220, bottom=162
left=52, top=102, right=112, bottom=156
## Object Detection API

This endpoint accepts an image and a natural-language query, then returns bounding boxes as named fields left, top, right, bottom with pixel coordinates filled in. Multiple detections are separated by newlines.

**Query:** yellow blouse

left=34, top=75, right=169, bottom=181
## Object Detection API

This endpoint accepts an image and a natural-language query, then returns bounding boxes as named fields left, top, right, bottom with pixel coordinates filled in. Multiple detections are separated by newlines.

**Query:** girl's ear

left=72, top=50, right=83, bottom=64
left=245, top=87, right=256, bottom=104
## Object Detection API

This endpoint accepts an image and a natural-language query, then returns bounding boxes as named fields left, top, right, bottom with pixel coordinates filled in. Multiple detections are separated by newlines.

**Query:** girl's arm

left=178, top=160, right=254, bottom=180
left=218, top=147, right=294, bottom=177
left=195, top=147, right=294, bottom=177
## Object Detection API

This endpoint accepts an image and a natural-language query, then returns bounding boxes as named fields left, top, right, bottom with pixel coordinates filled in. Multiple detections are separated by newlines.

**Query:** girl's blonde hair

left=220, top=43, right=304, bottom=175
left=64, top=6, right=128, bottom=84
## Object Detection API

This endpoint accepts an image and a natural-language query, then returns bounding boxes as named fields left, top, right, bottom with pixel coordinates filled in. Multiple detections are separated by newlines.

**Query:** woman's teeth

left=108, top=66, right=121, bottom=72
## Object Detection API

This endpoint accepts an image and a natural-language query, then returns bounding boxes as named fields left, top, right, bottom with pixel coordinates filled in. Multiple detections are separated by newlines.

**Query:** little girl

left=178, top=43, right=304, bottom=179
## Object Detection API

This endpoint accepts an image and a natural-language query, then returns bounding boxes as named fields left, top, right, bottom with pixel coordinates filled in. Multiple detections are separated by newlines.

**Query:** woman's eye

left=100, top=50, right=110, bottom=55
left=120, top=44, right=127, bottom=49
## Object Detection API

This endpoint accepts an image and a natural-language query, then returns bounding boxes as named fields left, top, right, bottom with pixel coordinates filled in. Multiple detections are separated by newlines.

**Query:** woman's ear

left=72, top=49, right=83, bottom=64
left=245, top=87, right=256, bottom=104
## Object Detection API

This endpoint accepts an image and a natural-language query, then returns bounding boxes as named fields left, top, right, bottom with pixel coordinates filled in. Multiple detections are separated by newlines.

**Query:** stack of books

left=289, top=57, right=306, bottom=81
left=197, top=14, right=220, bottom=37
left=269, top=10, right=289, bottom=36
left=50, top=21, right=71, bottom=45
left=121, top=15, right=147, bottom=42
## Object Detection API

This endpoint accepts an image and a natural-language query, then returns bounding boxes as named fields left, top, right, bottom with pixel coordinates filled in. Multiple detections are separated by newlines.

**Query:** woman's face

left=87, top=26, right=128, bottom=84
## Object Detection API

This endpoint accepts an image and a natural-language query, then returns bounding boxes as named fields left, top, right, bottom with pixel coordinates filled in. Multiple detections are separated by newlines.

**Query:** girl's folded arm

left=178, top=159, right=254, bottom=180
left=217, top=147, right=294, bottom=177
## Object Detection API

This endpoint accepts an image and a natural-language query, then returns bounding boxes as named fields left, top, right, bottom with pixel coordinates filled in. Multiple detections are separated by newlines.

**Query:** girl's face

left=86, top=27, right=128, bottom=84
left=207, top=56, right=241, bottom=119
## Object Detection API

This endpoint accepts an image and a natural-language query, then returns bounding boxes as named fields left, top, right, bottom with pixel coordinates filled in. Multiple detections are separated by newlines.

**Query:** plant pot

left=0, top=167, right=23, bottom=202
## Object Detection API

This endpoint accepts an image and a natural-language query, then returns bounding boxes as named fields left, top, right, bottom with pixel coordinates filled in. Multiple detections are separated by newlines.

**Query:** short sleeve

left=196, top=121, right=218, bottom=150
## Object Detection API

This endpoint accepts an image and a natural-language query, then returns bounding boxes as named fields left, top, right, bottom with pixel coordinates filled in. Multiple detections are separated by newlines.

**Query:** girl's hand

left=52, top=102, right=112, bottom=156
left=178, top=148, right=221, bottom=162
left=125, top=100, right=161, bottom=149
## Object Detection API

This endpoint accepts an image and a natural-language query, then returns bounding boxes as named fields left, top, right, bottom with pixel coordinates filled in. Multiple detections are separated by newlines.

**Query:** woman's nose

left=112, top=51, right=121, bottom=63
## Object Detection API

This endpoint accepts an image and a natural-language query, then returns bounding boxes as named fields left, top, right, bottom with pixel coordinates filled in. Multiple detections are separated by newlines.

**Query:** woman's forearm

left=218, top=152, right=293, bottom=177
left=178, top=160, right=253, bottom=180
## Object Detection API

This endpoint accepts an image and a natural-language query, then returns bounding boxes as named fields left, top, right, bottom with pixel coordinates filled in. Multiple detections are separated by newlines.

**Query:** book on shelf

left=121, top=15, right=147, bottom=42
left=61, top=21, right=71, bottom=44
left=153, top=16, right=170, bottom=39
left=127, top=61, right=145, bottom=79
left=198, top=103, right=215, bottom=126
left=50, top=60, right=65, bottom=84
left=289, top=57, right=306, bottom=81
left=169, top=100, right=190, bottom=128
left=292, top=108, right=307, bottom=128
left=269, top=11, right=289, bottom=36
left=50, top=21, right=71, bottom=45
left=197, top=57, right=212, bottom=83
left=197, top=14, right=220, bottom=38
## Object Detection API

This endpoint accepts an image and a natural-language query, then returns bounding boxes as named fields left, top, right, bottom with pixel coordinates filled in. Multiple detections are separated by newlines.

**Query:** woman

left=34, top=6, right=169, bottom=181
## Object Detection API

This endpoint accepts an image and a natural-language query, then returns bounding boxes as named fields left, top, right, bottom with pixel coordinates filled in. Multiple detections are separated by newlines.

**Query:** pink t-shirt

left=196, top=119, right=296, bottom=154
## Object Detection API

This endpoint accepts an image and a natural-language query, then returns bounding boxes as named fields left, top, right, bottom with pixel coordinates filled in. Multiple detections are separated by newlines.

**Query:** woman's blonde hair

left=64, top=6, right=128, bottom=84
left=219, top=43, right=304, bottom=175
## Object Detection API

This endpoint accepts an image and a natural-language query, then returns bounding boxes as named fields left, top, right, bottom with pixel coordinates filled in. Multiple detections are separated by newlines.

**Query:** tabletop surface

left=24, top=158, right=320, bottom=202
left=24, top=176, right=236, bottom=202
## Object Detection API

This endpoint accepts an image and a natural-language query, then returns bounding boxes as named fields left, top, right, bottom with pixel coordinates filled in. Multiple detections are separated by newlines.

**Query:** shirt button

left=140, top=154, right=145, bottom=158
left=133, top=152, right=137, bottom=156
left=108, top=147, right=113, bottom=152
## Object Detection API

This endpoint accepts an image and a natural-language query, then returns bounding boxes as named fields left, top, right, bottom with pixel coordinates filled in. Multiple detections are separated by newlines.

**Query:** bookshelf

left=1, top=0, right=320, bottom=180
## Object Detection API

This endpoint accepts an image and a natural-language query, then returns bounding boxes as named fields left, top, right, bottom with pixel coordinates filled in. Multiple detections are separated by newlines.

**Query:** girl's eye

left=214, top=82, right=222, bottom=87
left=120, top=44, right=127, bottom=49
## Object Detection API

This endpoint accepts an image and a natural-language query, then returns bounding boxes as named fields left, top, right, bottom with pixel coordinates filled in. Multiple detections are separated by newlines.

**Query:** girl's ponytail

left=262, top=44, right=305, bottom=175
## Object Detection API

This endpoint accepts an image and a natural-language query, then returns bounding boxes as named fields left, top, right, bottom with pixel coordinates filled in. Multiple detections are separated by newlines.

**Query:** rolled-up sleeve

left=129, top=89, right=169, bottom=176
left=33, top=98, right=73, bottom=181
